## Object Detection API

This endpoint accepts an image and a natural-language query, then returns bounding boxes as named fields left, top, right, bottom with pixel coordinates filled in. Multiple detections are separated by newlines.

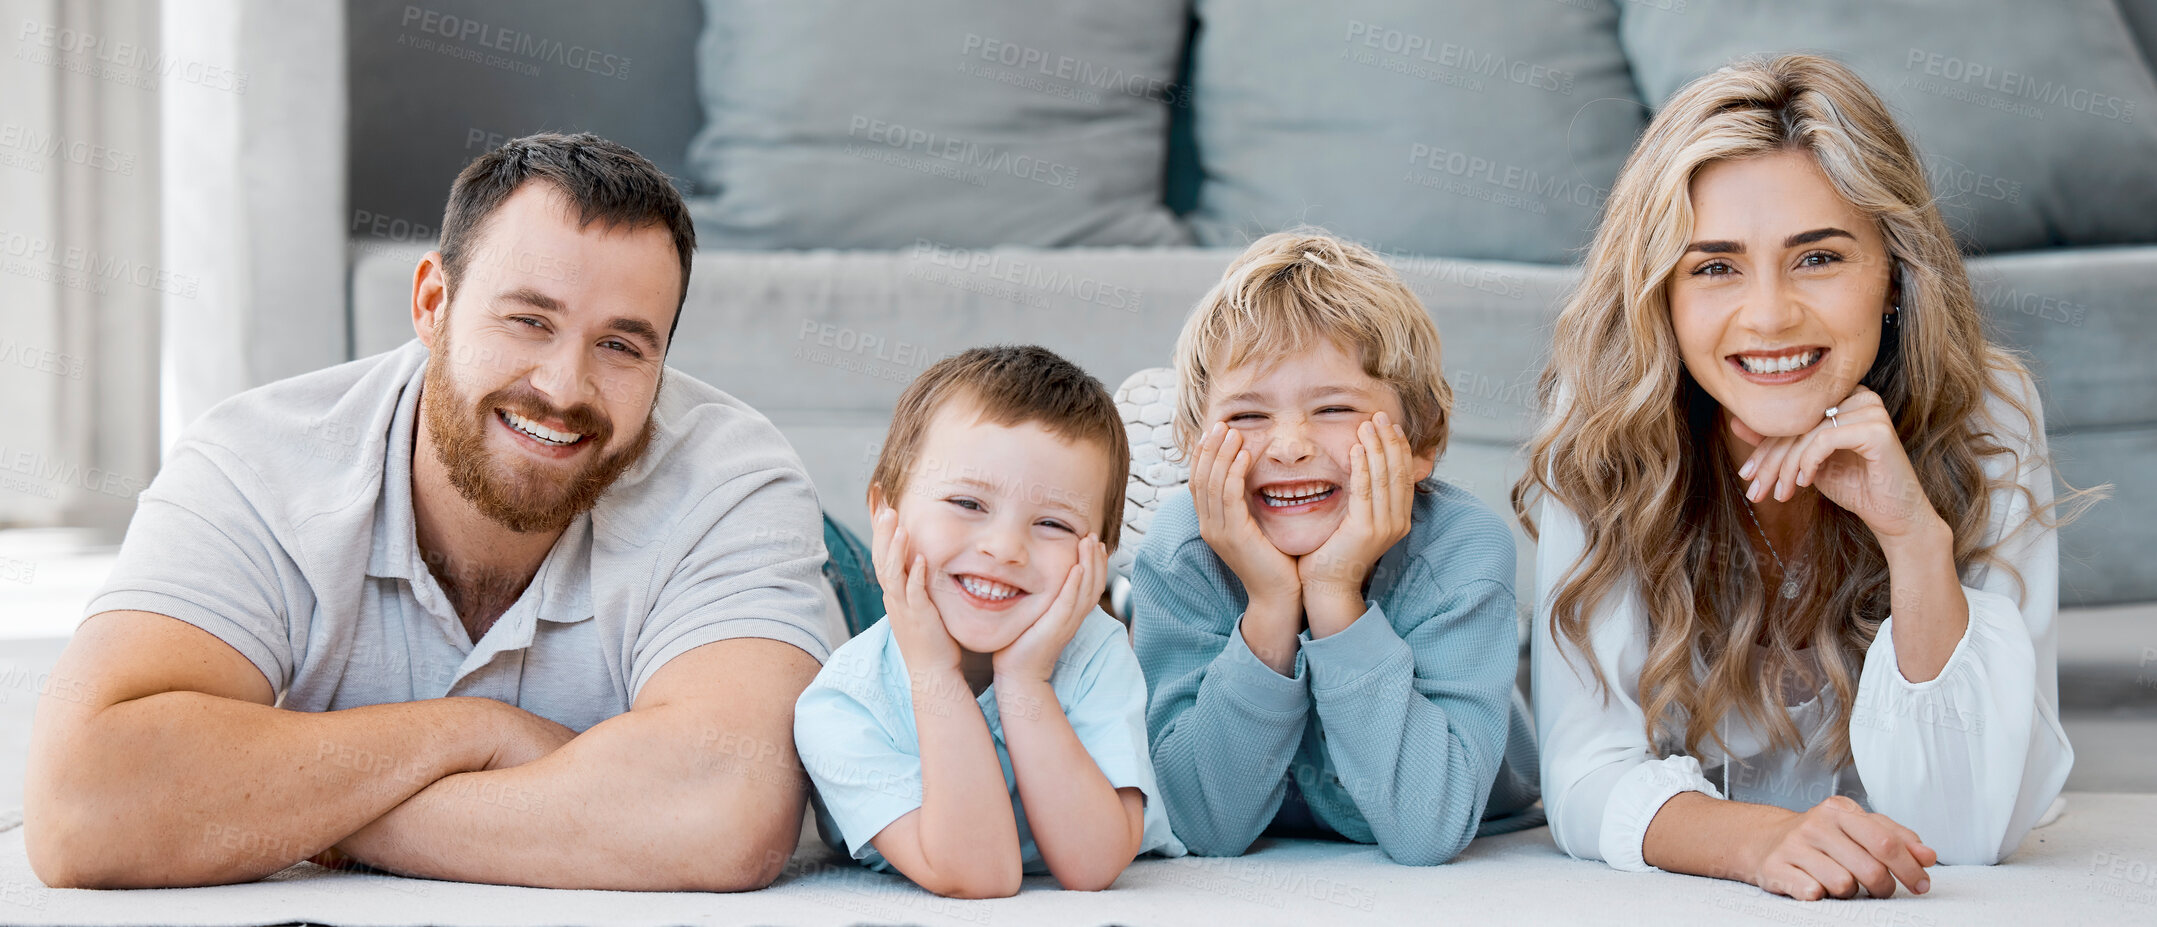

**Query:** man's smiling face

left=417, top=181, right=681, bottom=533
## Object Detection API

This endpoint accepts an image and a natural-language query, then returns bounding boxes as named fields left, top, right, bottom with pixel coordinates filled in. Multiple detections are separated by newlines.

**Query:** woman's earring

left=1885, top=305, right=1900, bottom=325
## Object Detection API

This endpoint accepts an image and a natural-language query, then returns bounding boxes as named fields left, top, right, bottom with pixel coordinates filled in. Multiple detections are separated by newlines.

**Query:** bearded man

left=25, top=133, right=843, bottom=891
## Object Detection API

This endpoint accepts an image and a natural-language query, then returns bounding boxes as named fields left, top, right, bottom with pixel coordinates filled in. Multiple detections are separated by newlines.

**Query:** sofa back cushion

left=1183, top=0, right=1650, bottom=262
left=685, top=0, right=1191, bottom=249
left=1620, top=0, right=2157, bottom=251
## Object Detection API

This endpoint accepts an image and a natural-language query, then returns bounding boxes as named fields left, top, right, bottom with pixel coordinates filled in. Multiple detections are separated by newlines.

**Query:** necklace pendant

left=1779, top=580, right=1801, bottom=600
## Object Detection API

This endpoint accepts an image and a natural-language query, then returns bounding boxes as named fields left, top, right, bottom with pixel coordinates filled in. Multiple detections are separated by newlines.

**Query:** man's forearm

left=334, top=701, right=804, bottom=891
left=28, top=694, right=500, bottom=888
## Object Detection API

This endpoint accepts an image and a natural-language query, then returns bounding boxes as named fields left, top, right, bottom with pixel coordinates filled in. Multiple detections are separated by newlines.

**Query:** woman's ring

left=1825, top=406, right=1841, bottom=427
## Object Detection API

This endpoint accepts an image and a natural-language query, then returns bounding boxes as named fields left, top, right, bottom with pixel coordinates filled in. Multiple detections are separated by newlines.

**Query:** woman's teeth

left=501, top=410, right=587, bottom=446
left=957, top=575, right=1022, bottom=601
left=1735, top=350, right=1823, bottom=375
left=1259, top=482, right=1337, bottom=507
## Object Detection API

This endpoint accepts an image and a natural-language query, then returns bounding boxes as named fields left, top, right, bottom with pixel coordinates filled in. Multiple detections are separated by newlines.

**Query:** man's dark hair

left=439, top=132, right=697, bottom=345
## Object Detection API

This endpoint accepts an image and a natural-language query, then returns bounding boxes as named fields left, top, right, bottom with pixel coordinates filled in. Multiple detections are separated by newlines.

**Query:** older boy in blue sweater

left=1133, top=232, right=1539, bottom=866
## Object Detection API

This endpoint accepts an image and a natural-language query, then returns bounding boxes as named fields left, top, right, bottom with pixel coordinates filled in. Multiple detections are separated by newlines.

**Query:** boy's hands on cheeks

left=1191, top=421, right=1304, bottom=675
left=1300, top=412, right=1418, bottom=638
left=993, top=535, right=1107, bottom=687
left=872, top=505, right=962, bottom=677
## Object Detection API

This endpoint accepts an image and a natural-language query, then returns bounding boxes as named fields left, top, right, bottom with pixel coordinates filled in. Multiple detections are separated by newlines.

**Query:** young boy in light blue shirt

left=795, top=345, right=1184, bottom=898
left=1133, top=232, right=1540, bottom=866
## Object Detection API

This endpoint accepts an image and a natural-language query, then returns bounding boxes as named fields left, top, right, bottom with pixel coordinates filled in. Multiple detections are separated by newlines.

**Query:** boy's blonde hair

left=870, top=345, right=1130, bottom=552
left=1171, top=230, right=1452, bottom=464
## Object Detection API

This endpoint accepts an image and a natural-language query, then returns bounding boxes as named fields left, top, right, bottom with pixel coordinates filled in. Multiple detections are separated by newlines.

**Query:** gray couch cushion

left=1966, top=246, right=2157, bottom=432
left=1183, top=0, right=1648, bottom=262
left=683, top=0, right=1190, bottom=249
left=1619, top=0, right=2157, bottom=251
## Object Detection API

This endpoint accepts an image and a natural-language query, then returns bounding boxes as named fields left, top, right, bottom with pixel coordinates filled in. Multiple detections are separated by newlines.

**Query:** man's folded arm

left=24, top=610, right=525, bottom=888
left=330, top=636, right=822, bottom=892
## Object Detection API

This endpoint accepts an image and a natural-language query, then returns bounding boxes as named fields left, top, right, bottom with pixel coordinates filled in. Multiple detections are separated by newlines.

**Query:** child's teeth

left=1260, top=483, right=1336, bottom=507
left=959, top=576, right=1019, bottom=600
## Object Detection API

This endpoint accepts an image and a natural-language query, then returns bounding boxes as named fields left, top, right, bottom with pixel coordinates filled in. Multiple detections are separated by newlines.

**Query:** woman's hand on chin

left=1731, top=386, right=1947, bottom=543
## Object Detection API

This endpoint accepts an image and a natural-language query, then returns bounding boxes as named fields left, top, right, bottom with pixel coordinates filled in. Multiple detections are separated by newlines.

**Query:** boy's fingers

left=1203, top=430, right=1242, bottom=520
left=1380, top=421, right=1412, bottom=527
left=907, top=553, right=933, bottom=616
left=1214, top=429, right=1241, bottom=492
left=1227, top=448, right=1262, bottom=535
left=1195, top=425, right=1225, bottom=496
left=1361, top=422, right=1390, bottom=515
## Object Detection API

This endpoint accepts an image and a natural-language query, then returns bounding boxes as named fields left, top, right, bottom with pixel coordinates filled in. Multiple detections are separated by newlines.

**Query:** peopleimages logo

left=1344, top=19, right=1576, bottom=94
left=1904, top=47, right=2136, bottom=122
left=398, top=6, right=631, bottom=80
left=15, top=19, right=250, bottom=93
left=847, top=117, right=1081, bottom=189
left=909, top=239, right=1143, bottom=312
left=957, top=33, right=1185, bottom=106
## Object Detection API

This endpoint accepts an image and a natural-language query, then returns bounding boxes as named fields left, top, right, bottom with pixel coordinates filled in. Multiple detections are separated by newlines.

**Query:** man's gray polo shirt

left=86, top=339, right=842, bottom=730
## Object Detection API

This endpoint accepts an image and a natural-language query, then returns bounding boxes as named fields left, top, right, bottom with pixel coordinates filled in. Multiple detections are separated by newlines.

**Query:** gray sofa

left=346, top=0, right=2157, bottom=605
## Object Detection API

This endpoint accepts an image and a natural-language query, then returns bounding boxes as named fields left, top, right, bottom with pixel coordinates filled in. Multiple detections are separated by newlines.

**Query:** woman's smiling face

left=1669, top=149, right=1895, bottom=443
left=1203, top=339, right=1433, bottom=557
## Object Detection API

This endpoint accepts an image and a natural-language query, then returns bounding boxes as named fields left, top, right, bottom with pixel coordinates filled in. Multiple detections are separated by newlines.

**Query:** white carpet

left=0, top=795, right=2150, bottom=926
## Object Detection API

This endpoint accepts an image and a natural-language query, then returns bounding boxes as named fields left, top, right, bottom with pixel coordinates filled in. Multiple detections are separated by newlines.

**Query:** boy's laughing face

left=1204, top=339, right=1435, bottom=557
left=884, top=401, right=1114, bottom=655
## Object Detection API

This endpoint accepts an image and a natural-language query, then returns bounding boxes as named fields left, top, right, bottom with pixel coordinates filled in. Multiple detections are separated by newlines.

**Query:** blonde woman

left=1516, top=54, right=2090, bottom=900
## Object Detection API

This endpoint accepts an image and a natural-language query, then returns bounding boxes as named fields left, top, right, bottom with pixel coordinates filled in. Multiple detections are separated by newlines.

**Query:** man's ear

left=1412, top=446, right=1439, bottom=484
left=412, top=251, right=450, bottom=348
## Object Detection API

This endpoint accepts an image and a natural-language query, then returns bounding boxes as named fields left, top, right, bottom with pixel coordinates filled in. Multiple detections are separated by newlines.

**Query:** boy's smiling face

left=883, top=401, right=1114, bottom=655
left=1204, top=339, right=1435, bottom=557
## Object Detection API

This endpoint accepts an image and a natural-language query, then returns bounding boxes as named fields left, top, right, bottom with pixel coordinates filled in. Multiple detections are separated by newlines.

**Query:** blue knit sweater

left=1132, top=480, right=1540, bottom=865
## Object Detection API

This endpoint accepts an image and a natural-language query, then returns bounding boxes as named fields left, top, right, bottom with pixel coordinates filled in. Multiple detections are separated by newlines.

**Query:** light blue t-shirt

left=794, top=608, right=1186, bottom=874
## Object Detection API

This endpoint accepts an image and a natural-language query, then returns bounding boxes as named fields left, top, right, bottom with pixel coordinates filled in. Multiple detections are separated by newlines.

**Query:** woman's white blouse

left=1532, top=371, right=2073, bottom=871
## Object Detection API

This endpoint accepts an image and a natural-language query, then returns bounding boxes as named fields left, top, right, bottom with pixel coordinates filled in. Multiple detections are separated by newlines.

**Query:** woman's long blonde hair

left=1512, top=54, right=2065, bottom=766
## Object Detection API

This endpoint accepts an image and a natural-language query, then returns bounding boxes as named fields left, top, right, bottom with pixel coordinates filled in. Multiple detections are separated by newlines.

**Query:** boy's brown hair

left=1171, top=230, right=1453, bottom=466
left=870, top=345, right=1130, bottom=551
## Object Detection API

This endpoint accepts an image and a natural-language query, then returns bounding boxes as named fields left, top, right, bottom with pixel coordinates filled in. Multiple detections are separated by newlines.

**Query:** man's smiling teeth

left=957, top=575, right=1022, bottom=601
left=1735, top=350, right=1823, bottom=375
left=500, top=410, right=586, bottom=446
left=1259, top=481, right=1337, bottom=507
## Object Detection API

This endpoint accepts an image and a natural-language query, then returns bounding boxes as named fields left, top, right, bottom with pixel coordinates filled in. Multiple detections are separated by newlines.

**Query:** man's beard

left=419, top=337, right=656, bottom=534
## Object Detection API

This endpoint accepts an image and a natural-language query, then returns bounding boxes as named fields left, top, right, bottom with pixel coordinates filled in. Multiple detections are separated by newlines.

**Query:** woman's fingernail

left=1747, top=479, right=1760, bottom=499
left=1739, top=459, right=1757, bottom=479
left=1916, top=878, right=1929, bottom=893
